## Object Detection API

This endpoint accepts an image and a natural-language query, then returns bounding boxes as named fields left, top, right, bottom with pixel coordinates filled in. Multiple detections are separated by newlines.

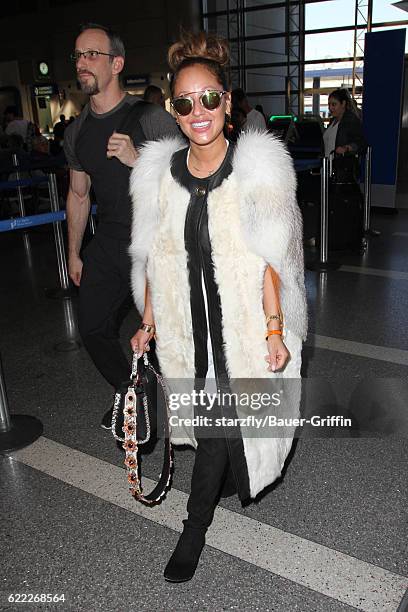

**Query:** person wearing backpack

left=63, top=23, right=178, bottom=427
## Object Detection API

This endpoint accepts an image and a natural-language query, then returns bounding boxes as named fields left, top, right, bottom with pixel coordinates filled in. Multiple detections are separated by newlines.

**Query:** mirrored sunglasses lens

left=202, top=91, right=222, bottom=110
left=173, top=98, right=193, bottom=116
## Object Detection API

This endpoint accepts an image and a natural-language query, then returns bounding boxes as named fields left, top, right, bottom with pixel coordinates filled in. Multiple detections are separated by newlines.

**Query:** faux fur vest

left=129, top=132, right=308, bottom=497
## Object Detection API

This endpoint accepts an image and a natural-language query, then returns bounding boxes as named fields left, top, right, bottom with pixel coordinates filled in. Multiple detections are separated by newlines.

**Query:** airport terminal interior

left=1, top=1, right=408, bottom=611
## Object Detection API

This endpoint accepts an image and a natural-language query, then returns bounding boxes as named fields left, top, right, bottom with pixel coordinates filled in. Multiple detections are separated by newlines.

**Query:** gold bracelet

left=140, top=322, right=155, bottom=334
left=265, top=313, right=282, bottom=326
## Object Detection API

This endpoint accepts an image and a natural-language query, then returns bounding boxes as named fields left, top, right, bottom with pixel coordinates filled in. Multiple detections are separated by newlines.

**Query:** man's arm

left=107, top=105, right=179, bottom=168
left=66, top=169, right=91, bottom=286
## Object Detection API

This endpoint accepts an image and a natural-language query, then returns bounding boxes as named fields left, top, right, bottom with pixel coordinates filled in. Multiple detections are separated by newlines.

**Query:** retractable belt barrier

left=2, top=147, right=371, bottom=279
left=0, top=205, right=97, bottom=232
left=0, top=176, right=49, bottom=190
left=0, top=163, right=97, bottom=297
left=0, top=210, right=65, bottom=232
left=0, top=160, right=93, bottom=452
left=307, top=147, right=372, bottom=272
left=293, top=159, right=321, bottom=172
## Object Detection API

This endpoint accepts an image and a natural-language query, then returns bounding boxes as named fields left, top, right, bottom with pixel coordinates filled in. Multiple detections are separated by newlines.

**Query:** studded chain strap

left=112, top=352, right=173, bottom=505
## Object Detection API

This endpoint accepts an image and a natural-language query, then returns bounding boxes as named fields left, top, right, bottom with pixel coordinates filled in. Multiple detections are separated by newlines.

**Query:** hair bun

left=168, top=31, right=230, bottom=72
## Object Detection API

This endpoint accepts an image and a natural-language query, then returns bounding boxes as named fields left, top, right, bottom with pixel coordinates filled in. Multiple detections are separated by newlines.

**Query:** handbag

left=331, top=152, right=360, bottom=184
left=111, top=352, right=173, bottom=505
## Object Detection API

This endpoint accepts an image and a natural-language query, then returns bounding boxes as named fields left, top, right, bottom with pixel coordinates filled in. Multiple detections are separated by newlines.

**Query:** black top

left=64, top=94, right=179, bottom=240
left=334, top=109, right=367, bottom=154
left=171, top=144, right=234, bottom=384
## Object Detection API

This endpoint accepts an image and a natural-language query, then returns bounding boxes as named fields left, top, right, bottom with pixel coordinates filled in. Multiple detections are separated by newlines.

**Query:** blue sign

left=363, top=29, right=406, bottom=207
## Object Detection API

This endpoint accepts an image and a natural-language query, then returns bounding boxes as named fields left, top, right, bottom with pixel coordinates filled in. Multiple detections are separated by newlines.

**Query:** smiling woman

left=129, top=30, right=307, bottom=584
left=168, top=33, right=231, bottom=175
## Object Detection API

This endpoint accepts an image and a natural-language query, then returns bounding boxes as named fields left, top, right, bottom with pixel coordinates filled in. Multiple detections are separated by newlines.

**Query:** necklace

left=187, top=141, right=229, bottom=177
left=191, top=163, right=216, bottom=176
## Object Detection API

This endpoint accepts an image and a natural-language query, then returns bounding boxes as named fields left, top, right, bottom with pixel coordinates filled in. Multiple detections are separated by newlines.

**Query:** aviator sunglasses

left=171, top=89, right=227, bottom=116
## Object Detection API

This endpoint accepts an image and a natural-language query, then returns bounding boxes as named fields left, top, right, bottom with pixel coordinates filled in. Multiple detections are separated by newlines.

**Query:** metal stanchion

left=307, top=156, right=340, bottom=272
left=54, top=298, right=81, bottom=352
left=363, top=146, right=371, bottom=232
left=12, top=153, right=26, bottom=218
left=46, top=173, right=75, bottom=299
left=12, top=154, right=35, bottom=269
left=0, top=353, right=43, bottom=453
left=363, top=146, right=380, bottom=237
left=321, top=156, right=329, bottom=265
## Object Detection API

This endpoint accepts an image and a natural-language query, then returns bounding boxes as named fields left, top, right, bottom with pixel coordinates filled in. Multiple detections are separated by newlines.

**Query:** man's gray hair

left=79, top=23, right=125, bottom=59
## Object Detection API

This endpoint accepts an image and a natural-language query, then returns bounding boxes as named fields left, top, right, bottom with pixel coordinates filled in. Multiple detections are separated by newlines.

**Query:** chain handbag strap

left=120, top=352, right=173, bottom=505
left=111, top=354, right=151, bottom=445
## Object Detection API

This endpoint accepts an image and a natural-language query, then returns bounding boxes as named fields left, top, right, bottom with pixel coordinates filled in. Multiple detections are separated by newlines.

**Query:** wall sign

left=123, top=74, right=150, bottom=88
left=33, top=84, right=59, bottom=96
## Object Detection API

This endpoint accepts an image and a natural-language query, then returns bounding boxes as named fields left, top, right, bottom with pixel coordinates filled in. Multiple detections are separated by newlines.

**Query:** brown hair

left=328, top=88, right=361, bottom=116
left=168, top=31, right=230, bottom=95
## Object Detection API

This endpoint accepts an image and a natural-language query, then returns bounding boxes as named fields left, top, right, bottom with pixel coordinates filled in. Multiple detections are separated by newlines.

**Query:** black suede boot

left=163, top=521, right=206, bottom=583
left=164, top=435, right=229, bottom=582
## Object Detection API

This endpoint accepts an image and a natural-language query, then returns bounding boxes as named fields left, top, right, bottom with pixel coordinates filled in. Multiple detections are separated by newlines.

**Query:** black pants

left=78, top=232, right=134, bottom=389
left=186, top=435, right=231, bottom=530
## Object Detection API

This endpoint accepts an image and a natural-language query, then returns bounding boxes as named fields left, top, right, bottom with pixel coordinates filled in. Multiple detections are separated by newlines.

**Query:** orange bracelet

left=265, top=329, right=282, bottom=339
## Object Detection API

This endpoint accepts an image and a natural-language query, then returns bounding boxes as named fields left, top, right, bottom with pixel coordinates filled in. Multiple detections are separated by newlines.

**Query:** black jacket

left=333, top=109, right=367, bottom=154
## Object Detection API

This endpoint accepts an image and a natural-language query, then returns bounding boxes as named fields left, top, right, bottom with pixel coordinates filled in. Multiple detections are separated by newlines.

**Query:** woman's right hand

left=130, top=329, right=154, bottom=357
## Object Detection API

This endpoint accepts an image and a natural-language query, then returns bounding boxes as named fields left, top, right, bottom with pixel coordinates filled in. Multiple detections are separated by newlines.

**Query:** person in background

left=228, top=105, right=246, bottom=142
left=31, top=135, right=50, bottom=157
left=231, top=88, right=266, bottom=131
left=4, top=106, right=30, bottom=142
left=4, top=107, right=39, bottom=154
left=255, top=103, right=267, bottom=123
left=323, top=88, right=366, bottom=157
left=143, top=84, right=165, bottom=108
left=64, top=23, right=179, bottom=428
left=53, top=114, right=67, bottom=144
left=4, top=133, right=25, bottom=153
left=323, top=88, right=367, bottom=252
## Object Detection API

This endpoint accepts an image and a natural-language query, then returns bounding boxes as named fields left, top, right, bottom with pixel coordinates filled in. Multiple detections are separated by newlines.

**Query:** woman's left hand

left=265, top=336, right=290, bottom=372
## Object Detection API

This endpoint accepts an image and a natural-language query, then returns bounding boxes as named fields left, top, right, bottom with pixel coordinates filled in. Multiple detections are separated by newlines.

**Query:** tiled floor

left=1, top=210, right=408, bottom=611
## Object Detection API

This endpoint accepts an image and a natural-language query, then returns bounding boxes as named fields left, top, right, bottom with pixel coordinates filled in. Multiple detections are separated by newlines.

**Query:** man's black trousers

left=78, top=231, right=134, bottom=389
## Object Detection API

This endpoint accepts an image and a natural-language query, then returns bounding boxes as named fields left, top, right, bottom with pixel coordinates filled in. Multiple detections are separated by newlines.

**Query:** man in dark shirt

left=64, top=23, right=178, bottom=427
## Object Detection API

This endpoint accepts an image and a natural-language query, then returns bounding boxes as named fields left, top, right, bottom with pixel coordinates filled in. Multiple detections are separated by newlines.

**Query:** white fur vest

left=129, top=131, right=308, bottom=498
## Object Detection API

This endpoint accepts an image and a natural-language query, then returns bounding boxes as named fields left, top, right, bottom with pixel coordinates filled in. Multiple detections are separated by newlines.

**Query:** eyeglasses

left=171, top=90, right=227, bottom=116
left=70, top=50, right=114, bottom=62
